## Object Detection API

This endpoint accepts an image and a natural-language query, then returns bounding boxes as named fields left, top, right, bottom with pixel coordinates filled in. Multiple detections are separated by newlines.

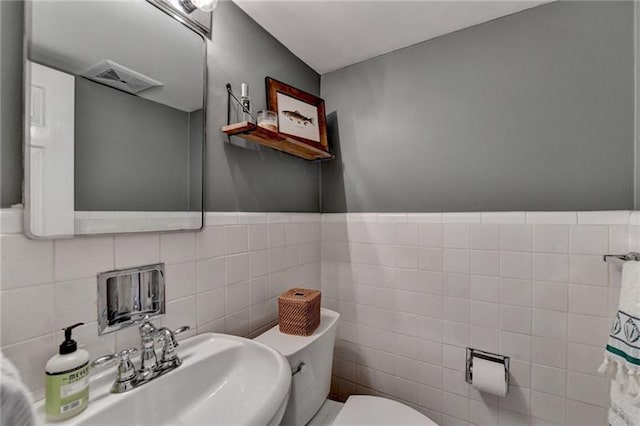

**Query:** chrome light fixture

left=148, top=0, right=214, bottom=35
left=179, top=0, right=217, bottom=14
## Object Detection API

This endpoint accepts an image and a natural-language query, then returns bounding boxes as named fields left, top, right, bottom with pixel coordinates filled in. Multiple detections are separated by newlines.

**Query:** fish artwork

left=282, top=110, right=315, bottom=127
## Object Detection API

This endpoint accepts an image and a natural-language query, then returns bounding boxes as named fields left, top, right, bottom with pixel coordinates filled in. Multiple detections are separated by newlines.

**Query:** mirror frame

left=22, top=0, right=207, bottom=239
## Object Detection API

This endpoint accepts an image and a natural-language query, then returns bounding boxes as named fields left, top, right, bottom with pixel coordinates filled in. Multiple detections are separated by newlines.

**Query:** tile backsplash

left=322, top=211, right=634, bottom=426
left=1, top=208, right=634, bottom=425
left=0, top=210, right=321, bottom=400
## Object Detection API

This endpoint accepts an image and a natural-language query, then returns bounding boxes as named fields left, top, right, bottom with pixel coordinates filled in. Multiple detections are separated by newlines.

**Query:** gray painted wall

left=0, top=0, right=321, bottom=212
left=3, top=1, right=636, bottom=214
left=74, top=78, right=192, bottom=211
left=1, top=1, right=24, bottom=208
left=189, top=109, right=204, bottom=212
left=206, top=0, right=320, bottom=212
left=636, top=1, right=640, bottom=208
left=320, top=1, right=635, bottom=212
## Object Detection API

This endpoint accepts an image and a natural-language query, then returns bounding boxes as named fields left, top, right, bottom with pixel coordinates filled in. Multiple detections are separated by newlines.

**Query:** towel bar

left=603, top=252, right=640, bottom=267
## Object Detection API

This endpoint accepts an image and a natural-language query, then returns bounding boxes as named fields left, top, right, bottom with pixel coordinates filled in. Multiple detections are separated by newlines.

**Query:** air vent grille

left=82, top=60, right=162, bottom=94
left=95, top=69, right=121, bottom=82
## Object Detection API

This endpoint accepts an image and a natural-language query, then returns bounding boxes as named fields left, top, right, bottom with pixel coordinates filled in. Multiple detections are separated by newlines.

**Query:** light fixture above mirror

left=148, top=0, right=214, bottom=36
left=179, top=0, right=218, bottom=14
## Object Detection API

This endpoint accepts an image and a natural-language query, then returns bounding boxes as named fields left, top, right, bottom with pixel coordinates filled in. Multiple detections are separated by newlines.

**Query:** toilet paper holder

left=465, top=348, right=510, bottom=390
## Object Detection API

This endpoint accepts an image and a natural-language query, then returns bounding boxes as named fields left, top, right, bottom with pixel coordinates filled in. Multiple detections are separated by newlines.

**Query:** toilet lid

left=331, top=396, right=438, bottom=425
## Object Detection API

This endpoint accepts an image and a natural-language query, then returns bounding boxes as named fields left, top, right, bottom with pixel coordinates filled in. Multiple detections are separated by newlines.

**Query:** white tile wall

left=322, top=212, right=627, bottom=426
left=0, top=210, right=321, bottom=401
left=0, top=208, right=630, bottom=424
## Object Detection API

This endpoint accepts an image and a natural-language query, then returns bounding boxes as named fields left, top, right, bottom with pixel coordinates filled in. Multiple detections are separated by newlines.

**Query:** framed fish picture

left=266, top=77, right=329, bottom=153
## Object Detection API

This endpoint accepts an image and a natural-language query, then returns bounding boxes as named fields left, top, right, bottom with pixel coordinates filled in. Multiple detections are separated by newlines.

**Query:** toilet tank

left=255, top=308, right=340, bottom=426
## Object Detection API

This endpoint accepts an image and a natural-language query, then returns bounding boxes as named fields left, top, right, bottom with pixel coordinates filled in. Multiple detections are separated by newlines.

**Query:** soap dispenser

left=45, top=323, right=90, bottom=421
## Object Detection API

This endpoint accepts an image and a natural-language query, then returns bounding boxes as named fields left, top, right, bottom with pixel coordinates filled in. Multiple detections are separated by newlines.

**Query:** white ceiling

left=233, top=0, right=552, bottom=74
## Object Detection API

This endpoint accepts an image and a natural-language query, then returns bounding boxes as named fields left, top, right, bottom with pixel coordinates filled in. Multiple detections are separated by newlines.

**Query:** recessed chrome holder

left=97, top=263, right=165, bottom=335
left=603, top=252, right=640, bottom=267
left=465, top=348, right=510, bottom=393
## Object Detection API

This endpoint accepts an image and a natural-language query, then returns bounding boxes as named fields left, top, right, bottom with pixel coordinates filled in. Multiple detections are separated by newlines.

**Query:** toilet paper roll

left=471, top=356, right=508, bottom=397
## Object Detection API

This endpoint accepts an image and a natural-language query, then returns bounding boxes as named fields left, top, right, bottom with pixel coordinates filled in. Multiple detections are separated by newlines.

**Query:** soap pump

left=45, top=323, right=90, bottom=421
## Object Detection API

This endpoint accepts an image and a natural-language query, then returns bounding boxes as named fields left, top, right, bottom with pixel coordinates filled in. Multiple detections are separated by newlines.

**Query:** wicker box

left=278, top=288, right=321, bottom=336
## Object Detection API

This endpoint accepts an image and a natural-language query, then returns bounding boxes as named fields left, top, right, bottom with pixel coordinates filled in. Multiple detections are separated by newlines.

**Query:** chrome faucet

left=138, top=320, right=159, bottom=381
left=92, top=319, right=191, bottom=393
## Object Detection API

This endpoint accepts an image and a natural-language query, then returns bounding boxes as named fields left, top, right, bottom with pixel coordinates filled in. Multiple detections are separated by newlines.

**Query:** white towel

left=1, top=352, right=36, bottom=426
left=599, top=261, right=640, bottom=425
left=610, top=384, right=640, bottom=426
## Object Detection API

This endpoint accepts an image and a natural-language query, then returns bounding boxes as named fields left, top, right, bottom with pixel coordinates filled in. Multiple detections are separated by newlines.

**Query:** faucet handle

left=91, top=354, right=117, bottom=368
left=92, top=348, right=138, bottom=368
left=117, top=347, right=138, bottom=358
left=90, top=348, right=139, bottom=393
left=173, top=325, right=191, bottom=336
left=111, top=348, right=138, bottom=393
left=171, top=325, right=191, bottom=340
left=157, top=326, right=190, bottom=370
left=157, top=325, right=191, bottom=345
left=157, top=325, right=191, bottom=360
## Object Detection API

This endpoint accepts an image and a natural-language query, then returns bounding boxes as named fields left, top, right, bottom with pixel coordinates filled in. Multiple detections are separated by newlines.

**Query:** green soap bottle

left=45, top=323, right=90, bottom=421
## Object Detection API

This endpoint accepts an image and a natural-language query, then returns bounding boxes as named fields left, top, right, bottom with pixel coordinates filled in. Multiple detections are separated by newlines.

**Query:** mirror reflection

left=25, top=0, right=205, bottom=237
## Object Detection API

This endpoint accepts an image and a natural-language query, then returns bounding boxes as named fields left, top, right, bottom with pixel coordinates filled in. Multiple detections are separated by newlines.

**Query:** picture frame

left=265, top=77, right=329, bottom=153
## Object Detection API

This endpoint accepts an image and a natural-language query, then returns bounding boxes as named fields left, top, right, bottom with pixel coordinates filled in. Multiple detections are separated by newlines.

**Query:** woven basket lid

left=279, top=288, right=320, bottom=301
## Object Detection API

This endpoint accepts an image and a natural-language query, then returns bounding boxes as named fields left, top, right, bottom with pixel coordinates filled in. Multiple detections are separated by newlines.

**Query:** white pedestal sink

left=35, top=333, right=292, bottom=425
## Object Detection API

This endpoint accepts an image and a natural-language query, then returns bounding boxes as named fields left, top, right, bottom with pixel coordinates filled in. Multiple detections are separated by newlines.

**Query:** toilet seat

left=331, top=396, right=437, bottom=425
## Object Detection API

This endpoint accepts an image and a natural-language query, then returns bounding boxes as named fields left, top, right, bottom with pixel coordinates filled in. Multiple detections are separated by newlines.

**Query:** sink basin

left=35, top=333, right=292, bottom=425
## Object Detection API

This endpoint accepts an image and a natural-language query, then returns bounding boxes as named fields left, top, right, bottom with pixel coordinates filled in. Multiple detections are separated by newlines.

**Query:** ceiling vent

left=82, top=60, right=163, bottom=94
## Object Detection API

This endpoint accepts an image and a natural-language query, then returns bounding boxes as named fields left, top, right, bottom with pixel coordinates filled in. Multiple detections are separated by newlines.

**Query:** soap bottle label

left=60, top=374, right=89, bottom=398
left=45, top=363, right=89, bottom=418
left=60, top=398, right=83, bottom=414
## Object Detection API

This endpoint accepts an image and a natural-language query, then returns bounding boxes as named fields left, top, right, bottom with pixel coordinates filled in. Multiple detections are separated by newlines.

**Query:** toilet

left=255, top=308, right=438, bottom=425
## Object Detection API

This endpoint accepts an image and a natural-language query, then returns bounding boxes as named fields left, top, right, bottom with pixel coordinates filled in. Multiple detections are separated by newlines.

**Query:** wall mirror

left=23, top=0, right=206, bottom=238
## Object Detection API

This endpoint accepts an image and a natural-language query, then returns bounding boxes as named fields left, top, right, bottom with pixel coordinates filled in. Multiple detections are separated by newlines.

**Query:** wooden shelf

left=222, top=122, right=333, bottom=161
